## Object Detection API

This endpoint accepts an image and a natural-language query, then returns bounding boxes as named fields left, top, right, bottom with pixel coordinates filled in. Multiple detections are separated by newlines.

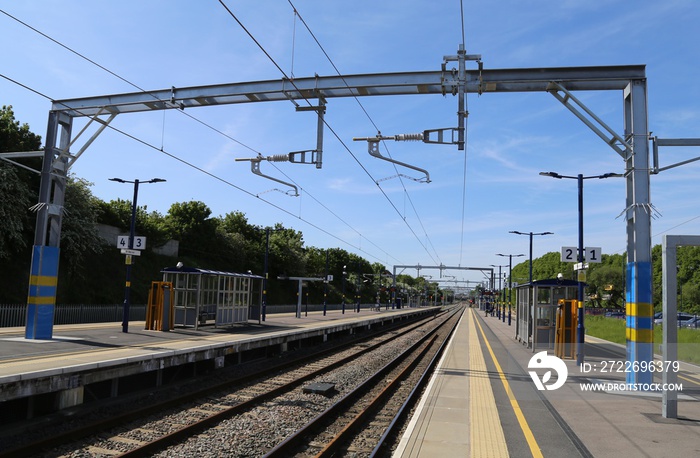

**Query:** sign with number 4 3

left=117, top=235, right=146, bottom=250
left=561, top=246, right=602, bottom=263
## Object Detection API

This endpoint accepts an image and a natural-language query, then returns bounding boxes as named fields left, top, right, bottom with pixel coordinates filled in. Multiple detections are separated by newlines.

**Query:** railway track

left=1, top=306, right=461, bottom=458
left=265, top=306, right=461, bottom=457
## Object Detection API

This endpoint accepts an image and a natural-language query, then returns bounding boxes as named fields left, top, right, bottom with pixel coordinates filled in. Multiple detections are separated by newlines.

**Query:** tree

left=165, top=201, right=213, bottom=240
left=0, top=106, right=42, bottom=302
left=60, top=176, right=105, bottom=275
left=532, top=252, right=573, bottom=281
left=0, top=106, right=41, bottom=261
left=98, top=199, right=170, bottom=248
left=510, top=252, right=573, bottom=285
left=0, top=105, right=42, bottom=152
left=673, top=246, right=700, bottom=314
left=587, top=262, right=625, bottom=308
left=267, top=225, right=307, bottom=304
left=220, top=211, right=262, bottom=242
left=0, top=162, right=34, bottom=260
left=218, top=211, right=263, bottom=273
left=164, top=201, right=223, bottom=264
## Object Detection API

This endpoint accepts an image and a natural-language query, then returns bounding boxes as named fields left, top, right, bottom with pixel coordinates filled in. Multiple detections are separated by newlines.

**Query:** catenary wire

left=285, top=0, right=444, bottom=265
left=458, top=0, right=469, bottom=266
left=217, top=0, right=440, bottom=265
left=0, top=8, right=400, bottom=265
left=0, top=71, right=394, bottom=265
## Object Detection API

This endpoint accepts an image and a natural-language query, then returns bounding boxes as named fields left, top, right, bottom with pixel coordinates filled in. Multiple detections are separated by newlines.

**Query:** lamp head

left=539, top=171, right=562, bottom=179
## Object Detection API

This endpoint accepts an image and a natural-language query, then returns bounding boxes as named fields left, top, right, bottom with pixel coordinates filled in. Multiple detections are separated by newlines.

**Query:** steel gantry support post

left=25, top=111, right=72, bottom=340
left=624, top=80, right=654, bottom=385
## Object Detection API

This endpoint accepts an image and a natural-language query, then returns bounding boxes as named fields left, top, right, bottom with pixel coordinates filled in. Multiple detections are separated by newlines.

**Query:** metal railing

left=0, top=304, right=146, bottom=328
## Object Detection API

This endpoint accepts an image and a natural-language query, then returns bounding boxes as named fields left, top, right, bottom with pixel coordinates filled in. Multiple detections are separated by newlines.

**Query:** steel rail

left=262, top=307, right=462, bottom=457
left=314, top=335, right=438, bottom=458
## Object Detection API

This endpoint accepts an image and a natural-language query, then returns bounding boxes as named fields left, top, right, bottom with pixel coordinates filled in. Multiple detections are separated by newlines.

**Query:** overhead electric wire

left=215, top=0, right=429, bottom=264
left=458, top=0, right=469, bottom=266
left=611, top=214, right=700, bottom=256
left=0, top=7, right=401, bottom=264
left=0, top=9, right=149, bottom=95
left=217, top=0, right=440, bottom=265
left=0, top=71, right=398, bottom=265
left=281, top=0, right=444, bottom=265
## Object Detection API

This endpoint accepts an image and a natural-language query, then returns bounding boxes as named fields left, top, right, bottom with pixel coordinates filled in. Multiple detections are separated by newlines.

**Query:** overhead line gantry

left=7, top=46, right=694, bottom=392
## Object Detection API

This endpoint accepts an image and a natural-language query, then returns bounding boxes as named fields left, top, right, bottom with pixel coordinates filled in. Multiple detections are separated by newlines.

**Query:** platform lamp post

left=509, top=231, right=553, bottom=284
left=109, top=177, right=166, bottom=333
left=260, top=226, right=284, bottom=322
left=342, top=265, right=347, bottom=314
left=356, top=262, right=361, bottom=313
left=539, top=171, right=622, bottom=365
left=323, top=250, right=329, bottom=316
left=497, top=253, right=525, bottom=326
left=262, top=227, right=271, bottom=322
left=490, top=264, right=507, bottom=319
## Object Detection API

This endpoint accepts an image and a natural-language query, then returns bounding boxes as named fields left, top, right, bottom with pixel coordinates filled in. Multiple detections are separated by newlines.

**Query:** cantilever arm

left=236, top=155, right=298, bottom=196
left=366, top=139, right=430, bottom=183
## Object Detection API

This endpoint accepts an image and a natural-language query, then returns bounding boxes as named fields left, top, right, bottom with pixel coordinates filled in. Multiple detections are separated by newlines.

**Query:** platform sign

left=561, top=246, right=602, bottom=263
left=585, top=247, right=602, bottom=263
left=561, top=246, right=577, bottom=262
left=117, top=235, right=146, bottom=250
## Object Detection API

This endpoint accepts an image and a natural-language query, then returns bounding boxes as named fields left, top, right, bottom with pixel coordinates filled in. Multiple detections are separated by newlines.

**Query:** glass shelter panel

left=163, top=267, right=262, bottom=329
left=515, top=280, right=580, bottom=352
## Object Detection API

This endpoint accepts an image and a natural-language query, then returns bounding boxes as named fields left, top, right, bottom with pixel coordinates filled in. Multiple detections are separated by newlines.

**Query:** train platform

left=394, top=307, right=700, bottom=458
left=0, top=306, right=438, bottom=416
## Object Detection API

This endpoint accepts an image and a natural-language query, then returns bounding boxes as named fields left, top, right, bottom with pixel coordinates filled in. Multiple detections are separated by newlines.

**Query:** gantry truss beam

left=51, top=65, right=645, bottom=117
left=392, top=264, right=495, bottom=292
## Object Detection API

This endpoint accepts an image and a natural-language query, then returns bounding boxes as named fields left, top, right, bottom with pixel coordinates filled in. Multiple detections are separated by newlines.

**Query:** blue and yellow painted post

left=25, top=245, right=59, bottom=340
left=625, top=262, right=653, bottom=385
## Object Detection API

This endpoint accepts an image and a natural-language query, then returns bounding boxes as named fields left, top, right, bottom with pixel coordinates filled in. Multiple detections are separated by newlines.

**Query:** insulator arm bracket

left=235, top=155, right=298, bottom=196
left=361, top=138, right=431, bottom=183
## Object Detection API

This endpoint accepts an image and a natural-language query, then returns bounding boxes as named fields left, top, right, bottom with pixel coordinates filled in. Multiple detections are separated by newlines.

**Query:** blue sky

left=2, top=0, right=700, bottom=288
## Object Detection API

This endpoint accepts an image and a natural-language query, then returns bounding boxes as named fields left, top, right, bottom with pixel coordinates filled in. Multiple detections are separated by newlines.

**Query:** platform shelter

left=515, top=279, right=580, bottom=351
left=161, top=266, right=263, bottom=329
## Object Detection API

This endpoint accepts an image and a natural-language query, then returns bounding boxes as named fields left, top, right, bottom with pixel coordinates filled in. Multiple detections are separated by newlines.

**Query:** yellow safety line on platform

left=472, top=309, right=544, bottom=458
left=467, top=308, right=509, bottom=457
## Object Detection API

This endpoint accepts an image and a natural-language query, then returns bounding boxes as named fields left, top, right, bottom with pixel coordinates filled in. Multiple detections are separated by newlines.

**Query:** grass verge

left=585, top=315, right=700, bottom=365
